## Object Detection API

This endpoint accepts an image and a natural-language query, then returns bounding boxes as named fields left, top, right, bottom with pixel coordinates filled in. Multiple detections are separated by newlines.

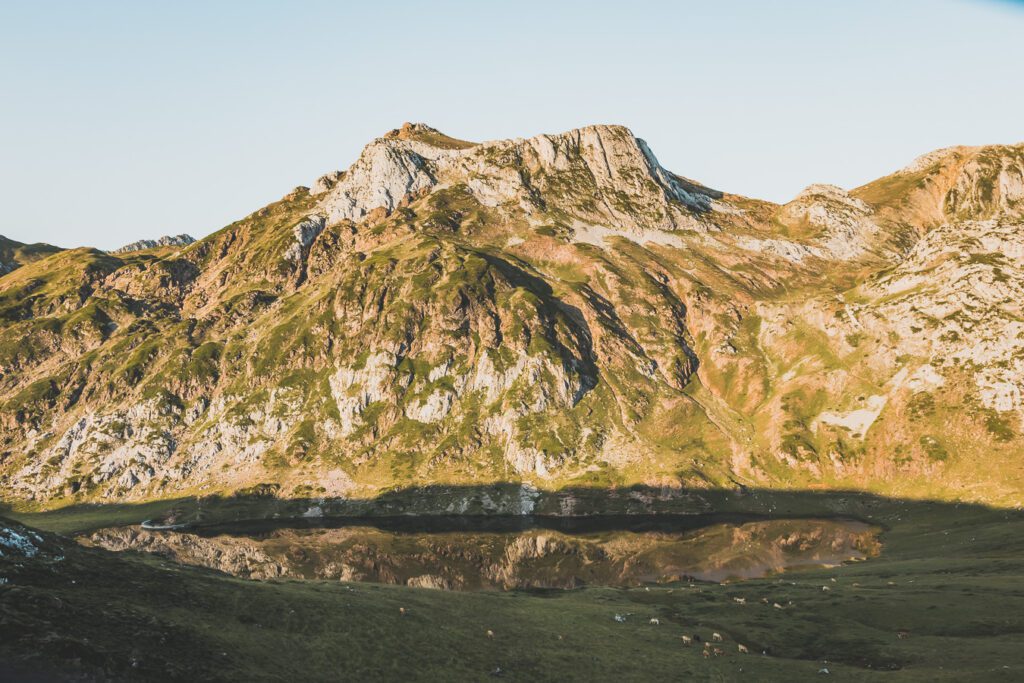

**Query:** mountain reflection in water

left=84, top=515, right=881, bottom=590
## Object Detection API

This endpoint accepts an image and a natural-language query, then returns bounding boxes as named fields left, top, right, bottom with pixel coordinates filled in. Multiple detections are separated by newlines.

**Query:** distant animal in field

left=702, top=649, right=711, bottom=659
left=712, top=647, right=724, bottom=656
left=649, top=618, right=660, bottom=625
left=680, top=635, right=692, bottom=646
left=733, top=597, right=746, bottom=604
left=712, top=632, right=723, bottom=642
left=821, top=586, right=831, bottom=592
left=614, top=614, right=626, bottom=623
left=486, top=630, right=495, bottom=639
left=897, top=630, right=910, bottom=640
left=773, top=602, right=784, bottom=609
left=399, top=607, right=406, bottom=616
left=737, top=644, right=749, bottom=654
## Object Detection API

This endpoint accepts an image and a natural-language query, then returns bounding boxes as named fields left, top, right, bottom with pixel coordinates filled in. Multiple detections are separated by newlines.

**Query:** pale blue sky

left=1, top=0, right=1022, bottom=250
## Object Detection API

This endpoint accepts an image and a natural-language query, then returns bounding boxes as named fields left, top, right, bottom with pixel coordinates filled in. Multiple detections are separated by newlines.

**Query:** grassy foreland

left=2, top=490, right=1022, bottom=681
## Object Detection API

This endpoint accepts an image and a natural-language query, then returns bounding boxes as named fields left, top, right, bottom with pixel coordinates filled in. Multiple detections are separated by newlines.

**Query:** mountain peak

left=311, top=123, right=722, bottom=231
left=855, top=142, right=1024, bottom=228
left=112, top=234, right=195, bottom=254
left=381, top=122, right=477, bottom=150
left=6, top=125, right=1024, bottom=512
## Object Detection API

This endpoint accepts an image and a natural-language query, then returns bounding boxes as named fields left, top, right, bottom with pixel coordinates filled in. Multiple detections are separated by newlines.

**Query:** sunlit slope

left=2, top=125, right=1023, bottom=507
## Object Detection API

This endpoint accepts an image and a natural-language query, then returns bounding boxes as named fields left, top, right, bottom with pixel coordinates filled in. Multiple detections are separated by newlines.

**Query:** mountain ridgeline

left=2, top=123, right=1023, bottom=508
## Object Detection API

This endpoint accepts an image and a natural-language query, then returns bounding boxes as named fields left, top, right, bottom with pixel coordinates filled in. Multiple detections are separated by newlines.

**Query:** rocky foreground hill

left=1, top=123, right=1022, bottom=508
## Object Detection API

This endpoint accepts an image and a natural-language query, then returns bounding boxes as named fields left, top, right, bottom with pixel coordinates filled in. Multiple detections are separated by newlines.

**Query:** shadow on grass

left=3, top=482, right=1021, bottom=539
left=3, top=485, right=1024, bottom=681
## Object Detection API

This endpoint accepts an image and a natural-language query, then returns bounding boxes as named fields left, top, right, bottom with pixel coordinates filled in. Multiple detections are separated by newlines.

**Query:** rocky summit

left=112, top=234, right=196, bottom=254
left=2, top=123, right=1023, bottom=508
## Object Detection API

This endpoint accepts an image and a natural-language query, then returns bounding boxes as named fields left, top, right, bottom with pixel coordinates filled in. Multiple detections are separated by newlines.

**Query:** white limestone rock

left=314, top=123, right=722, bottom=235
left=113, top=234, right=195, bottom=254
left=777, top=184, right=878, bottom=259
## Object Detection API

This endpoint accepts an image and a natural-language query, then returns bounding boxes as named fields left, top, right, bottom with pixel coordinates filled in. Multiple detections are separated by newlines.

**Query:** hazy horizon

left=2, top=0, right=1022, bottom=250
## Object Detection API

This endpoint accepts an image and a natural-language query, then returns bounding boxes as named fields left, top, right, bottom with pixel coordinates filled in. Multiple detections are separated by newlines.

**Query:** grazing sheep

left=614, top=614, right=626, bottom=623
left=733, top=597, right=746, bottom=605
left=896, top=630, right=910, bottom=640
left=712, top=632, right=723, bottom=642
left=821, top=586, right=831, bottom=592
left=713, top=647, right=725, bottom=657
left=680, top=635, right=692, bottom=646
left=702, top=649, right=711, bottom=659
left=737, top=644, right=749, bottom=654
left=486, top=630, right=495, bottom=639
left=399, top=607, right=407, bottom=616
left=773, top=602, right=784, bottom=610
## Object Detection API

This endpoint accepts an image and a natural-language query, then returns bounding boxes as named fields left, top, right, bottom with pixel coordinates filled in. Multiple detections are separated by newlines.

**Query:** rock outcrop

left=113, top=234, right=195, bottom=254
left=315, top=123, right=726, bottom=234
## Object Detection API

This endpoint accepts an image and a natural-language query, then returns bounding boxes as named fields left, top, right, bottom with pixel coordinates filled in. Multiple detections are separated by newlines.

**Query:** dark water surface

left=84, top=515, right=881, bottom=590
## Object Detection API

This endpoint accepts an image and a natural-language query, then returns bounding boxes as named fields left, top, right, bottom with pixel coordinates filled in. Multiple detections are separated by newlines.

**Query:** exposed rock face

left=778, top=184, right=879, bottom=259
left=861, top=219, right=1024, bottom=413
left=113, top=234, right=195, bottom=254
left=2, top=125, right=1024, bottom=508
left=316, top=124, right=724, bottom=233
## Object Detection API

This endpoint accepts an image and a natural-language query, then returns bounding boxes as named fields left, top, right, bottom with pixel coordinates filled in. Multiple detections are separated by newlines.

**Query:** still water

left=84, top=515, right=880, bottom=590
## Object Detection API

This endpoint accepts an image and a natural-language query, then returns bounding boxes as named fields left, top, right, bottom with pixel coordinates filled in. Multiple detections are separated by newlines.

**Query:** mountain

left=2, top=123, right=1023, bottom=509
left=0, top=235, right=62, bottom=276
left=112, top=234, right=196, bottom=254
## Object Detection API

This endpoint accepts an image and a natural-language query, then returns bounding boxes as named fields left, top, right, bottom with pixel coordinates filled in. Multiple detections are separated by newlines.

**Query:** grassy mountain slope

left=2, top=126, right=1023, bottom=508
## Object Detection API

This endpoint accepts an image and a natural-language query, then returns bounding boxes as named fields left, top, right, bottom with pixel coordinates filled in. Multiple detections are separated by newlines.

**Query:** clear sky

left=1, top=0, right=1022, bottom=250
